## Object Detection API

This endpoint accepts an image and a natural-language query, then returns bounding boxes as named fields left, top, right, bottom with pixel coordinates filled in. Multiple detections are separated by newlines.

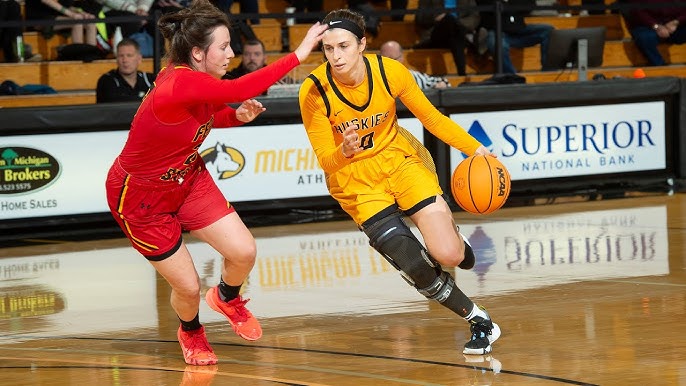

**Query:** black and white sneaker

left=463, top=314, right=501, bottom=355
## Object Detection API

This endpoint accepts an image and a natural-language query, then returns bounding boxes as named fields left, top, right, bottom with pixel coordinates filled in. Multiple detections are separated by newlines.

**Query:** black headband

left=327, top=19, right=364, bottom=39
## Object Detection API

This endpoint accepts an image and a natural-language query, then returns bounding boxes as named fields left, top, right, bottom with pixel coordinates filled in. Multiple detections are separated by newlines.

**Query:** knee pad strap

left=418, top=270, right=455, bottom=303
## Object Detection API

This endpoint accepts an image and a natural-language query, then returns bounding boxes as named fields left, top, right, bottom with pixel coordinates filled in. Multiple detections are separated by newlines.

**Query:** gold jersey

left=298, top=54, right=481, bottom=175
left=299, top=54, right=482, bottom=224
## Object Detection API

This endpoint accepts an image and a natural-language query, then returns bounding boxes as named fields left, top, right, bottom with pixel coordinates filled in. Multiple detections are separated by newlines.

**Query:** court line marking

left=0, top=336, right=599, bottom=386
left=0, top=357, right=323, bottom=386
left=601, top=279, right=686, bottom=287
left=0, top=350, right=441, bottom=386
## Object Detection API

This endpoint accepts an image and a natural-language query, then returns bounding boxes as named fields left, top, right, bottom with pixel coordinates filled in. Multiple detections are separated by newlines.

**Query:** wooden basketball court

left=1, top=193, right=685, bottom=385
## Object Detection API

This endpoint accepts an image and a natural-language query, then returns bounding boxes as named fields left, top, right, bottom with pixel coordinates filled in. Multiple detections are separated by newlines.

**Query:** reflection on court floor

left=0, top=204, right=670, bottom=335
left=1, top=195, right=684, bottom=386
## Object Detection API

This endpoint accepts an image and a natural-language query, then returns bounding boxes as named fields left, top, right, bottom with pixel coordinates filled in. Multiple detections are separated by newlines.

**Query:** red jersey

left=117, top=53, right=300, bottom=182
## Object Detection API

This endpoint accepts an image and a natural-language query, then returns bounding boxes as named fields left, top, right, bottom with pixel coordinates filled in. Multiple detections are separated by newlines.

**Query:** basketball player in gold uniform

left=299, top=9, right=501, bottom=355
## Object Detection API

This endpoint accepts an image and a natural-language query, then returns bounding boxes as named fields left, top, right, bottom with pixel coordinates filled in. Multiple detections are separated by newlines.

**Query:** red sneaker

left=205, top=286, right=262, bottom=341
left=177, top=326, right=218, bottom=366
left=181, top=365, right=218, bottom=386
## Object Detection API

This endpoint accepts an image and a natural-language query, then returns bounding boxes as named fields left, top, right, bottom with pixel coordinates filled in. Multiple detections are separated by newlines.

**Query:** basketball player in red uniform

left=299, top=9, right=501, bottom=355
left=105, top=0, right=328, bottom=365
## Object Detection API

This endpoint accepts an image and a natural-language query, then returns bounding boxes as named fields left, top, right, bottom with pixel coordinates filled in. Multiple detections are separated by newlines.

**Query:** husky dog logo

left=462, top=120, right=494, bottom=158
left=200, top=142, right=245, bottom=180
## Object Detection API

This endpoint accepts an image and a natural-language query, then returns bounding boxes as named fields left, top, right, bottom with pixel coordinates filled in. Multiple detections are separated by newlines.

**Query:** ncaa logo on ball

left=455, top=177, right=467, bottom=191
left=496, top=167, right=508, bottom=196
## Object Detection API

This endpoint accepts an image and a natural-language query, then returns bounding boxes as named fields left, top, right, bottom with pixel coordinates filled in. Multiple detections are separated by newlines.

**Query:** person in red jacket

left=622, top=0, right=686, bottom=66
left=104, top=0, right=327, bottom=366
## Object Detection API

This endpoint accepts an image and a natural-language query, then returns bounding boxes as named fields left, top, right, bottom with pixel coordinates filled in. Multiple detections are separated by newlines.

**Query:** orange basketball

left=451, top=155, right=511, bottom=215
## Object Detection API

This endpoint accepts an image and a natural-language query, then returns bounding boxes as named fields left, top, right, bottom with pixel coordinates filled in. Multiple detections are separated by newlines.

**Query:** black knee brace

left=418, top=270, right=456, bottom=303
left=362, top=209, right=450, bottom=299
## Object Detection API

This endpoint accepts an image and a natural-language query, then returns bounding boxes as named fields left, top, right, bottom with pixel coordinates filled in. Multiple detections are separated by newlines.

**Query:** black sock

left=218, top=277, right=241, bottom=302
left=435, top=272, right=475, bottom=318
left=179, top=313, right=202, bottom=331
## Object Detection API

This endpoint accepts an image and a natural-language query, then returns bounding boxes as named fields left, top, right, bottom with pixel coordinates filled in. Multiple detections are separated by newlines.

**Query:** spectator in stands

left=90, top=0, right=153, bottom=39
left=24, top=0, right=98, bottom=47
left=347, top=0, right=400, bottom=36
left=477, top=0, right=553, bottom=74
left=222, top=39, right=295, bottom=91
left=380, top=40, right=451, bottom=89
left=414, top=0, right=483, bottom=76
left=223, top=39, right=266, bottom=78
left=211, top=0, right=259, bottom=24
left=285, top=0, right=323, bottom=24
left=622, top=0, right=686, bottom=66
left=1, top=0, right=23, bottom=62
left=96, top=38, right=156, bottom=103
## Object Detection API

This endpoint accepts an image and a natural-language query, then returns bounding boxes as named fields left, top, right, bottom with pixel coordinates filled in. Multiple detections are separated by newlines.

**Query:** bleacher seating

left=3, top=2, right=686, bottom=108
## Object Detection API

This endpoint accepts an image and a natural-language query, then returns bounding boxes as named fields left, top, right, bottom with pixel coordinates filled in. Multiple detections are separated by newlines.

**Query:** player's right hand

left=294, top=22, right=328, bottom=63
left=341, top=124, right=362, bottom=158
left=474, top=145, right=496, bottom=158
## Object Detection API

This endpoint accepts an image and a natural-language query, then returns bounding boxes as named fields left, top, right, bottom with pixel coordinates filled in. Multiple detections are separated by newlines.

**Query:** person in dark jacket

left=96, top=38, right=156, bottom=103
left=622, top=0, right=686, bottom=66
left=477, top=0, right=553, bottom=73
left=414, top=0, right=483, bottom=76
left=222, top=39, right=295, bottom=94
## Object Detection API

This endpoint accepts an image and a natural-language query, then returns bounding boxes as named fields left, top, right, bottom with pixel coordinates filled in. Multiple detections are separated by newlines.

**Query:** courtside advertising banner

left=0, top=131, right=127, bottom=220
left=449, top=102, right=666, bottom=180
left=0, top=119, right=424, bottom=220
left=200, top=118, right=425, bottom=201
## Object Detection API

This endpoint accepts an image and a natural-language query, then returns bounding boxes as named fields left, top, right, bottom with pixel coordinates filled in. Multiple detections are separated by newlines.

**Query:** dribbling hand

left=474, top=145, right=497, bottom=158
left=341, top=124, right=362, bottom=158
left=236, top=99, right=266, bottom=123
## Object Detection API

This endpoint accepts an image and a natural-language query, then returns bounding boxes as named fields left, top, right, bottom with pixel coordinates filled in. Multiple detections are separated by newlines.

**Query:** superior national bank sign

left=449, top=101, right=666, bottom=180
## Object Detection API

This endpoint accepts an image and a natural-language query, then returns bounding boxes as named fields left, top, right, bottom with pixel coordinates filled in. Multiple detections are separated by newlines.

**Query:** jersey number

left=360, top=132, right=375, bottom=150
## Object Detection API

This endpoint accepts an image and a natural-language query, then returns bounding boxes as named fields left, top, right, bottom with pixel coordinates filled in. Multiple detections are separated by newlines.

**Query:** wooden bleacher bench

left=2, top=39, right=684, bottom=94
left=22, top=31, right=69, bottom=61
left=525, top=14, right=631, bottom=41
left=287, top=21, right=418, bottom=51
left=0, top=91, right=95, bottom=108
left=448, top=64, right=686, bottom=86
left=4, top=9, right=686, bottom=108
left=1, top=59, right=154, bottom=91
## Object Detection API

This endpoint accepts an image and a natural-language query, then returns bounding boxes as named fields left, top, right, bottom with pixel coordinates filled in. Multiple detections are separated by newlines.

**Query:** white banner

left=200, top=118, right=424, bottom=201
left=449, top=102, right=666, bottom=180
left=1, top=131, right=127, bottom=220
left=0, top=118, right=423, bottom=220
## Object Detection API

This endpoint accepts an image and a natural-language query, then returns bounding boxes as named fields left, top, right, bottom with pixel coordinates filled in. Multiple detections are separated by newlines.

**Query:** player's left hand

left=236, top=99, right=266, bottom=123
left=474, top=145, right=497, bottom=158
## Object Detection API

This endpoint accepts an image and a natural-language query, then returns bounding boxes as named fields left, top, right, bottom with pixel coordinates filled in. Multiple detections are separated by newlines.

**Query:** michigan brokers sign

left=0, top=146, right=60, bottom=195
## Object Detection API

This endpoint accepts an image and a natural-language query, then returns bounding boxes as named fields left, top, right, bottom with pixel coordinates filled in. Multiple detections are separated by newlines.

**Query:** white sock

left=465, top=303, right=488, bottom=321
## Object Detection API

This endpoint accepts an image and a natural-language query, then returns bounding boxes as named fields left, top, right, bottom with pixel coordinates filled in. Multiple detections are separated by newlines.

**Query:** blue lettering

left=500, top=120, right=656, bottom=156
left=613, top=121, right=634, bottom=149
left=564, top=125, right=578, bottom=152
left=501, top=123, right=518, bottom=157
left=521, top=127, right=542, bottom=155
left=636, top=120, right=654, bottom=147
left=546, top=126, right=561, bottom=153
left=581, top=124, right=604, bottom=154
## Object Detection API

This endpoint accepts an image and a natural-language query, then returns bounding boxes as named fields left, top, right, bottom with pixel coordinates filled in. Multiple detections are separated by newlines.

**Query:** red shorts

left=105, top=159, right=234, bottom=260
